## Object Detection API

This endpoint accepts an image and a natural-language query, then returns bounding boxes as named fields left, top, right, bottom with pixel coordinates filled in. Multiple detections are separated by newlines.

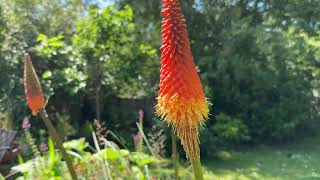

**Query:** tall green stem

left=38, top=109, right=77, bottom=180
left=191, top=158, right=204, bottom=180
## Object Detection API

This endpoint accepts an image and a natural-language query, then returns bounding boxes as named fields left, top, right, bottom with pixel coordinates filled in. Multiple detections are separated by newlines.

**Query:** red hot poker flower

left=24, top=53, right=46, bottom=115
left=156, top=0, right=209, bottom=159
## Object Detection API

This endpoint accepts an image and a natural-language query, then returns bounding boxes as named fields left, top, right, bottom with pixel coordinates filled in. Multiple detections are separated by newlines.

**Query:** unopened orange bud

left=23, top=53, right=46, bottom=115
left=156, top=0, right=209, bottom=159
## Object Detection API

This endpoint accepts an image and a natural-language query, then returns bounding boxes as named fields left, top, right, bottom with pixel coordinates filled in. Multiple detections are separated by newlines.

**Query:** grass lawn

left=202, top=134, right=320, bottom=180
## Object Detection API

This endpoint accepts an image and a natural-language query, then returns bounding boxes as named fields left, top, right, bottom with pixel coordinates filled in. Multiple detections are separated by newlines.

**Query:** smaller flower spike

left=156, top=0, right=209, bottom=159
left=24, top=53, right=46, bottom=115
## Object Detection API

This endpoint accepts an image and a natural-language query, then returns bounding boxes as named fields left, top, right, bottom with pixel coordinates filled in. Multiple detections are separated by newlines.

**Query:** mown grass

left=203, top=134, right=320, bottom=180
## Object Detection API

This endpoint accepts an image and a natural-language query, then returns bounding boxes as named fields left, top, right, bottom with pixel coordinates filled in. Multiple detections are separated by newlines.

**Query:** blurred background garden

left=0, top=0, right=320, bottom=179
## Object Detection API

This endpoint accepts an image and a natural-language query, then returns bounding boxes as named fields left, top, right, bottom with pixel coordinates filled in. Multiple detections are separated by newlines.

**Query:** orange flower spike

left=24, top=53, right=46, bottom=116
left=156, top=0, right=209, bottom=159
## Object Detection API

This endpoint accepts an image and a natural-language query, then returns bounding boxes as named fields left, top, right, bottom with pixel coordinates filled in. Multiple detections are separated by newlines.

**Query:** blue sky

left=97, top=0, right=114, bottom=8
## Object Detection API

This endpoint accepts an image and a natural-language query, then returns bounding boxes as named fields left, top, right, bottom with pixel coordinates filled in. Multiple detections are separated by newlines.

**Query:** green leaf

left=36, top=33, right=47, bottom=42
left=131, top=166, right=145, bottom=180
left=17, top=154, right=24, bottom=164
left=42, top=71, right=52, bottom=79
left=63, top=138, right=88, bottom=152
left=130, top=152, right=158, bottom=166
left=0, top=172, right=4, bottom=180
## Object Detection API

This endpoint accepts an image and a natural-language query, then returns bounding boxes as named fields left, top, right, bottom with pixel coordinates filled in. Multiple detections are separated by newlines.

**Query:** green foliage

left=70, top=4, right=158, bottom=98
left=213, top=113, right=250, bottom=143
left=130, top=152, right=158, bottom=166
left=185, top=0, right=319, bottom=141
left=32, top=4, right=159, bottom=130
left=200, top=113, right=249, bottom=156
left=35, top=33, right=87, bottom=95
left=36, top=34, right=65, bottom=57
left=13, top=138, right=169, bottom=179
left=13, top=139, right=64, bottom=179
left=63, top=138, right=89, bottom=152
left=0, top=0, right=89, bottom=127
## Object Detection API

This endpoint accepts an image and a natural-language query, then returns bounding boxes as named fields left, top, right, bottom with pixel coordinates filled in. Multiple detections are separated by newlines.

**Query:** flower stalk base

left=38, top=108, right=77, bottom=180
left=191, top=158, right=204, bottom=180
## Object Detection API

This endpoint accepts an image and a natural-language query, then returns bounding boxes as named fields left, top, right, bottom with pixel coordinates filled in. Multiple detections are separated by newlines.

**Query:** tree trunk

left=95, top=82, right=101, bottom=121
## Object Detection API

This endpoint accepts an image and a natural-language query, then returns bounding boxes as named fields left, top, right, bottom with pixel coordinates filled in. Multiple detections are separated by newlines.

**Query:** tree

left=35, top=4, right=159, bottom=127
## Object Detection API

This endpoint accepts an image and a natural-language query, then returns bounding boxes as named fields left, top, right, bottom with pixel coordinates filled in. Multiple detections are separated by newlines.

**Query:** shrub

left=200, top=113, right=250, bottom=156
left=213, top=113, right=250, bottom=144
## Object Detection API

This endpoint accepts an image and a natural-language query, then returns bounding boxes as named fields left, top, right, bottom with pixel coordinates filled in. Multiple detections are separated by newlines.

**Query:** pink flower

left=133, top=132, right=141, bottom=143
left=22, top=117, right=31, bottom=129
left=39, top=143, right=48, bottom=152
left=138, top=110, right=144, bottom=120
